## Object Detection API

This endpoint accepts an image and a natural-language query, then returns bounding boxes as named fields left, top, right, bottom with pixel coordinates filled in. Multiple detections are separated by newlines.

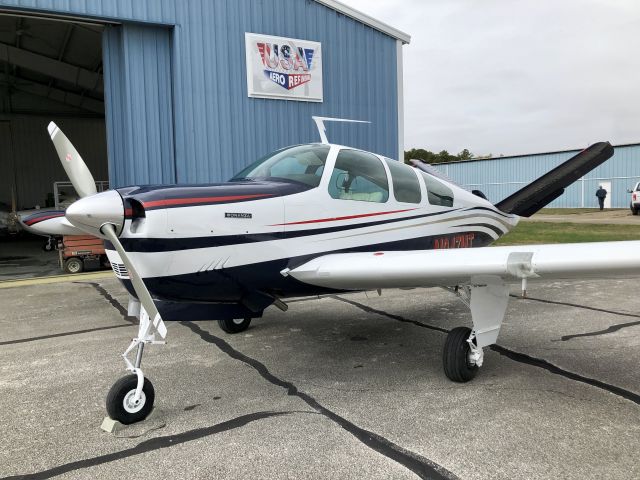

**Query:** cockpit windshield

left=230, top=144, right=330, bottom=188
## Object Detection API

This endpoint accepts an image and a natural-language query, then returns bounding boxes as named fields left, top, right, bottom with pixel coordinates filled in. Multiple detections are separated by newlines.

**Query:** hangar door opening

left=0, top=13, right=107, bottom=278
left=0, top=14, right=107, bottom=214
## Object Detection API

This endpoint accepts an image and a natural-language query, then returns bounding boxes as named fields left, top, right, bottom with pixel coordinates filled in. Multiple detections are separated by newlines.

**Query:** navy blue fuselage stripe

left=118, top=230, right=497, bottom=307
left=461, top=223, right=505, bottom=237
left=109, top=209, right=461, bottom=252
left=465, top=206, right=513, bottom=218
left=143, top=195, right=272, bottom=211
left=117, top=180, right=311, bottom=210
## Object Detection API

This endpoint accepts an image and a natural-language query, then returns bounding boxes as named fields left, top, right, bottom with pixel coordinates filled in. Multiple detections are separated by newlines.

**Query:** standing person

left=596, top=185, right=607, bottom=210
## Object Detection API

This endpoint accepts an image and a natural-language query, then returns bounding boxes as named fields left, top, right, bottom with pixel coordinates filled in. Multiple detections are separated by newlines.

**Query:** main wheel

left=218, top=317, right=251, bottom=334
left=443, top=326, right=479, bottom=382
left=64, top=257, right=83, bottom=274
left=632, top=204, right=639, bottom=215
left=106, top=374, right=155, bottom=425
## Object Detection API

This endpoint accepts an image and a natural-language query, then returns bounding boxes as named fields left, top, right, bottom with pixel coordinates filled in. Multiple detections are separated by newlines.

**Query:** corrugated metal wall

left=103, top=24, right=175, bottom=185
left=437, top=144, right=640, bottom=208
left=0, top=0, right=400, bottom=187
left=170, top=0, right=398, bottom=184
left=0, top=116, right=107, bottom=208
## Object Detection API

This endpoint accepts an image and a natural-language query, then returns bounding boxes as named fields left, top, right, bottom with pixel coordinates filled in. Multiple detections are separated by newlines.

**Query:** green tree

left=404, top=147, right=475, bottom=165
left=458, top=149, right=473, bottom=161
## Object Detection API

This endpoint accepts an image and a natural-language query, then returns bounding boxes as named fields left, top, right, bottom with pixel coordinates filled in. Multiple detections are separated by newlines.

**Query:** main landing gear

left=218, top=317, right=251, bottom=334
left=42, top=235, right=56, bottom=252
left=442, top=276, right=510, bottom=382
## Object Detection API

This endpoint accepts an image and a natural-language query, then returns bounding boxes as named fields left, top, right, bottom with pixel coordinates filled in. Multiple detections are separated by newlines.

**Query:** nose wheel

left=106, top=374, right=155, bottom=425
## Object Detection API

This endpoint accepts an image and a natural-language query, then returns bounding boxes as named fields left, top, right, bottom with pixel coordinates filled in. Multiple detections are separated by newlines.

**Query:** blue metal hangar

left=436, top=143, right=640, bottom=209
left=0, top=0, right=410, bottom=212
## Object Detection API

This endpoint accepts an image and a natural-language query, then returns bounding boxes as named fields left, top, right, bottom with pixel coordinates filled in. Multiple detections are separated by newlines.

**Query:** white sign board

left=245, top=32, right=323, bottom=102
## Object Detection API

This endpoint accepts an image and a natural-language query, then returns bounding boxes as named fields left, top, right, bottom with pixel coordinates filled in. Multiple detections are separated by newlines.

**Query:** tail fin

left=495, top=142, right=614, bottom=217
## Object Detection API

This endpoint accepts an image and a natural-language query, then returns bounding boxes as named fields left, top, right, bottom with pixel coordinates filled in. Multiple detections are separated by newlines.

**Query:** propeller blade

left=47, top=122, right=97, bottom=198
left=102, top=224, right=167, bottom=339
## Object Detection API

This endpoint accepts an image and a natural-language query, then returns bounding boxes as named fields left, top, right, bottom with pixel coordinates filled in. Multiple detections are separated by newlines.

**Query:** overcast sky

left=340, top=0, right=640, bottom=157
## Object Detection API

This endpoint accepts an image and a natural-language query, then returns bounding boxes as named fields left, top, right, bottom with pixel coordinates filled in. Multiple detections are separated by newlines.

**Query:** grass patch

left=494, top=221, right=640, bottom=245
left=537, top=208, right=625, bottom=215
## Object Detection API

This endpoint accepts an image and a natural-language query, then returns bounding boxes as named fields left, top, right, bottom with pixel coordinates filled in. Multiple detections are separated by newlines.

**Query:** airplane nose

left=65, top=190, right=125, bottom=237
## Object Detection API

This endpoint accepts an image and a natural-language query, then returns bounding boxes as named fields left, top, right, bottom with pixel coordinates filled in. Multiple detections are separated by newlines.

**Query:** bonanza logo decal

left=257, top=42, right=315, bottom=90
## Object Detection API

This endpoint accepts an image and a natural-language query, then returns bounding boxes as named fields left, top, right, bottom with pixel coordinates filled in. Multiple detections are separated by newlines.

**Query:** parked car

left=628, top=182, right=640, bottom=215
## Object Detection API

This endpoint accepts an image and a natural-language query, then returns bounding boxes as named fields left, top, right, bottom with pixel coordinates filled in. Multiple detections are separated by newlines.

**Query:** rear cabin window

left=384, top=159, right=421, bottom=204
left=420, top=172, right=454, bottom=207
left=329, top=150, right=389, bottom=203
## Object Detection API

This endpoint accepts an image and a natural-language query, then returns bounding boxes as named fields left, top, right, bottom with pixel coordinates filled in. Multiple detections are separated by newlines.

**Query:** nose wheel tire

left=218, top=317, right=252, bottom=334
left=106, top=374, right=155, bottom=425
left=443, top=326, right=479, bottom=382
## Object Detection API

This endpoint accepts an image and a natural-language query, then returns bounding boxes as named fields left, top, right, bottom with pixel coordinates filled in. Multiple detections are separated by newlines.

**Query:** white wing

left=288, top=241, right=640, bottom=290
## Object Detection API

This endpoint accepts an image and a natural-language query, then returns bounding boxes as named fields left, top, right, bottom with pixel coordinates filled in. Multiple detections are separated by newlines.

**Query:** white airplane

left=29, top=119, right=638, bottom=425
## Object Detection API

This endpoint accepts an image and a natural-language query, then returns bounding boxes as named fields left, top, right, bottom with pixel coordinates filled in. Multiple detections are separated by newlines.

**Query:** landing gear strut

left=42, top=236, right=56, bottom=252
left=106, top=298, right=166, bottom=424
left=442, top=276, right=510, bottom=382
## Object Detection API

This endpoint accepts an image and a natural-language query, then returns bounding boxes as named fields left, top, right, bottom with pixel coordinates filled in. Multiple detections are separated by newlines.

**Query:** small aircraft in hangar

left=26, top=118, right=638, bottom=425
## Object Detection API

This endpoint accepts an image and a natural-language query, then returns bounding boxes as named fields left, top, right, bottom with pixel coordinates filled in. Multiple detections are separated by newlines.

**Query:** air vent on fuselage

left=111, top=262, right=129, bottom=278
left=128, top=199, right=146, bottom=234
left=129, top=199, right=146, bottom=219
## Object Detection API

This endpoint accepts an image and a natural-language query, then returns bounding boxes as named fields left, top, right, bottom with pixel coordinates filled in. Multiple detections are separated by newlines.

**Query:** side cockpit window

left=384, top=158, right=421, bottom=204
left=329, top=150, right=389, bottom=203
left=420, top=172, right=454, bottom=207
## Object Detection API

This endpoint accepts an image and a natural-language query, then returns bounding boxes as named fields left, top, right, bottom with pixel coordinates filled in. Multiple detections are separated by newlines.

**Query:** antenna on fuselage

left=312, top=116, right=370, bottom=144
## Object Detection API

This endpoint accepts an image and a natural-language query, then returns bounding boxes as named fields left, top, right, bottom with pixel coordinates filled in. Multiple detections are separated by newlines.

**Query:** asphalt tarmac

left=1, top=277, right=638, bottom=479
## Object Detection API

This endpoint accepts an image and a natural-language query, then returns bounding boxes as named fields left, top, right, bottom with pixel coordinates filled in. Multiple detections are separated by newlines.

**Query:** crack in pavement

left=74, top=281, right=137, bottom=324
left=1, top=411, right=294, bottom=480
left=559, top=320, right=640, bottom=341
left=1, top=284, right=137, bottom=346
left=180, top=321, right=458, bottom=480
left=332, top=296, right=449, bottom=334
left=333, top=296, right=640, bottom=406
left=0, top=323, right=132, bottom=346
left=509, top=294, right=640, bottom=341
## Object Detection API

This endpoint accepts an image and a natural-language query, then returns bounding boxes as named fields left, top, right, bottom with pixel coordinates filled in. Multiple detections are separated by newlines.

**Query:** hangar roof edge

left=432, top=142, right=640, bottom=166
left=315, top=0, right=411, bottom=44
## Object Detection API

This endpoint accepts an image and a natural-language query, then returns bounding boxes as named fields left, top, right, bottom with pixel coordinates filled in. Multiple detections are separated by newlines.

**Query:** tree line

left=404, top=148, right=493, bottom=165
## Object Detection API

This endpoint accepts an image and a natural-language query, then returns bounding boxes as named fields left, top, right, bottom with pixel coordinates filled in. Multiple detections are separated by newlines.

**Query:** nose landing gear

left=106, top=299, right=166, bottom=425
